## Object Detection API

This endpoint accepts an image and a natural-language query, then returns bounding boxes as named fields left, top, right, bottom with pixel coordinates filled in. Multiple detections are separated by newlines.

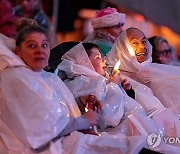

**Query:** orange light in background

left=78, top=9, right=97, bottom=19
left=152, top=24, right=180, bottom=57
left=134, top=14, right=145, bottom=22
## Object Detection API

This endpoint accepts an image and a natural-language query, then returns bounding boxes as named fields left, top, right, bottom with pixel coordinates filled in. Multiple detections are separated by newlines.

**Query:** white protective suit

left=56, top=43, right=180, bottom=153
left=106, top=30, right=180, bottom=117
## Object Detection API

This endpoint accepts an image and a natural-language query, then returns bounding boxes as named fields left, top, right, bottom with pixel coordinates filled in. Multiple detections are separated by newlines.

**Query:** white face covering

left=106, top=30, right=152, bottom=73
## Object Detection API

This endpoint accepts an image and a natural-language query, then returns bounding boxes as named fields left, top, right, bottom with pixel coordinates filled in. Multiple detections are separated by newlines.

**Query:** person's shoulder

left=33, top=10, right=49, bottom=29
left=42, top=70, right=60, bottom=79
left=34, top=10, right=49, bottom=21
left=42, top=70, right=55, bottom=76
left=13, top=5, right=23, bottom=16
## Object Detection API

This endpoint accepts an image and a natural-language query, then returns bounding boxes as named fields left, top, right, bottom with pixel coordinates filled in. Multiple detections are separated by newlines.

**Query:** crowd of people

left=0, top=2, right=180, bottom=154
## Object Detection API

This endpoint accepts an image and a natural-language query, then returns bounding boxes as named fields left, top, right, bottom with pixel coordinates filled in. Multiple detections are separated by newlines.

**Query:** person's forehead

left=127, top=29, right=146, bottom=41
left=159, top=41, right=169, bottom=49
left=92, top=47, right=100, bottom=54
left=90, top=48, right=101, bottom=57
left=24, top=33, right=47, bottom=41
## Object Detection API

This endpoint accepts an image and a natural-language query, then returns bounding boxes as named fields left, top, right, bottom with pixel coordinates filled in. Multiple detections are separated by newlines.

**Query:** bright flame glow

left=85, top=107, right=88, bottom=112
left=129, top=47, right=136, bottom=57
left=113, top=59, right=121, bottom=72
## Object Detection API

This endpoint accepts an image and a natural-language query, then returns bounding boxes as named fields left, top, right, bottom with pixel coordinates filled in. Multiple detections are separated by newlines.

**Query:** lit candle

left=111, top=59, right=121, bottom=76
left=85, top=107, right=88, bottom=112
left=84, top=106, right=100, bottom=136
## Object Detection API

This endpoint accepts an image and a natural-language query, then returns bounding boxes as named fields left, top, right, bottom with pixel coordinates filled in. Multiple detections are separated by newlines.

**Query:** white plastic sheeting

left=0, top=34, right=81, bottom=153
left=57, top=42, right=180, bottom=153
left=106, top=30, right=180, bottom=117
left=0, top=34, right=147, bottom=154
left=1, top=34, right=180, bottom=153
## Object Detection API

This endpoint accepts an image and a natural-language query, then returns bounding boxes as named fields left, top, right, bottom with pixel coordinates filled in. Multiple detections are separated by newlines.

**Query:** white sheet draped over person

left=106, top=28, right=180, bottom=117
left=56, top=42, right=180, bottom=153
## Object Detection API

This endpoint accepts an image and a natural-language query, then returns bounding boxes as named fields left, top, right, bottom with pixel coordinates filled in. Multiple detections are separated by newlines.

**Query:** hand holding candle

left=85, top=94, right=102, bottom=135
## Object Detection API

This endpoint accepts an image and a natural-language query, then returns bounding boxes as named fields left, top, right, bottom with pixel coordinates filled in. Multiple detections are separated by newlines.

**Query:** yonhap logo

left=147, top=133, right=161, bottom=148
left=147, top=133, right=180, bottom=148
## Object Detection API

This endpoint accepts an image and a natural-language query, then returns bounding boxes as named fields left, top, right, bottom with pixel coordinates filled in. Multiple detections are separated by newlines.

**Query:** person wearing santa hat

left=84, top=7, right=126, bottom=57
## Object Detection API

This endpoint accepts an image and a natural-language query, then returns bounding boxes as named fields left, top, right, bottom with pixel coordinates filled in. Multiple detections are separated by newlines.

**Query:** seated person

left=13, top=0, right=49, bottom=31
left=57, top=42, right=134, bottom=129
left=84, top=7, right=126, bottom=57
left=0, top=18, right=99, bottom=152
left=106, top=27, right=180, bottom=117
left=148, top=36, right=180, bottom=66
left=82, top=42, right=164, bottom=116
left=82, top=42, right=135, bottom=99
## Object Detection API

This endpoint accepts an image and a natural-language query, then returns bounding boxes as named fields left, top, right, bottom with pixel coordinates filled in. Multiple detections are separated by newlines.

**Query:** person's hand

left=83, top=109, right=98, bottom=126
left=121, top=77, right=132, bottom=91
left=95, top=99, right=102, bottom=113
left=109, top=70, right=121, bottom=84
left=109, top=71, right=132, bottom=91
left=79, top=94, right=102, bottom=113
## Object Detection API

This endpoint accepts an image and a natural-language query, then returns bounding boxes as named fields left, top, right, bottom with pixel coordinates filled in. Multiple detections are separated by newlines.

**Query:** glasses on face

left=156, top=49, right=172, bottom=56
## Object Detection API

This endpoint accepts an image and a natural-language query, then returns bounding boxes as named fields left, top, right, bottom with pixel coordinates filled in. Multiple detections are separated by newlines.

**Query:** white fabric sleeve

left=55, top=117, right=91, bottom=138
left=1, top=68, right=70, bottom=149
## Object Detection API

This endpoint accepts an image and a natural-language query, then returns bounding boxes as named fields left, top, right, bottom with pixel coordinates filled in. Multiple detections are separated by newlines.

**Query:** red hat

left=91, top=7, right=126, bottom=29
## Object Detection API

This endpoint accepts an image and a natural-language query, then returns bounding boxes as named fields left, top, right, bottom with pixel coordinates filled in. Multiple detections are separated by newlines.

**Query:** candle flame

left=113, top=59, right=121, bottom=71
left=85, top=107, right=88, bottom=112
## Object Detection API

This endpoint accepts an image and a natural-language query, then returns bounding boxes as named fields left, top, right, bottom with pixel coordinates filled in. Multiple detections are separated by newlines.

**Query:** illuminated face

left=89, top=47, right=106, bottom=76
left=21, top=0, right=38, bottom=13
left=16, top=32, right=50, bottom=72
left=156, top=41, right=172, bottom=64
left=106, top=23, right=124, bottom=39
left=127, top=28, right=149, bottom=63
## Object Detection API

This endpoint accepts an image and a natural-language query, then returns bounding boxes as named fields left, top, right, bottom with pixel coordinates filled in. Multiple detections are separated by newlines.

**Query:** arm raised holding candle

left=109, top=70, right=135, bottom=99
left=110, top=59, right=132, bottom=91
left=109, top=71, right=131, bottom=90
